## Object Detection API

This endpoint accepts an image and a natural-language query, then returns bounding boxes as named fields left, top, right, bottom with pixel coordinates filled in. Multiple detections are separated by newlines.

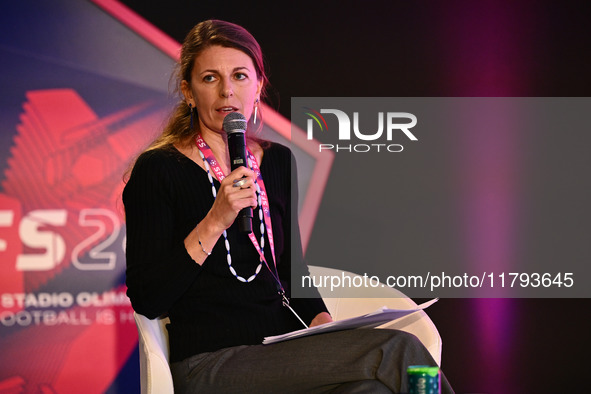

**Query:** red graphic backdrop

left=0, top=88, right=164, bottom=392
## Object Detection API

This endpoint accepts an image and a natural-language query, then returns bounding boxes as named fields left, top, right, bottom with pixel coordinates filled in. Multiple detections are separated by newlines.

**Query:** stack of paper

left=263, top=298, right=438, bottom=344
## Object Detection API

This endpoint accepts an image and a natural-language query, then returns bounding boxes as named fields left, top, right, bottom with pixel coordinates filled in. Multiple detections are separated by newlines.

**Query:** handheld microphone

left=223, top=112, right=252, bottom=234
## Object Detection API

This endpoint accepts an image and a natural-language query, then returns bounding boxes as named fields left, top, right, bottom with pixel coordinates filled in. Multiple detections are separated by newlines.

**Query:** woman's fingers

left=228, top=187, right=257, bottom=211
left=209, top=167, right=258, bottom=230
left=222, top=168, right=257, bottom=203
left=227, top=166, right=254, bottom=181
left=232, top=178, right=248, bottom=188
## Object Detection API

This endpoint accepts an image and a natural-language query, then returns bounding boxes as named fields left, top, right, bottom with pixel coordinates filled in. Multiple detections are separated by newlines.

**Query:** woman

left=123, top=19, right=453, bottom=393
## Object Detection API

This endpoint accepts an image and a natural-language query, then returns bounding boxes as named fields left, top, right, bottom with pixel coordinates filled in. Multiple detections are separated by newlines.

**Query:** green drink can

left=407, top=365, right=441, bottom=394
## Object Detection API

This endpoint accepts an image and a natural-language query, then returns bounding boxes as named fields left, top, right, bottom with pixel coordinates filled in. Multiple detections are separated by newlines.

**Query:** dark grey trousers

left=170, top=328, right=454, bottom=393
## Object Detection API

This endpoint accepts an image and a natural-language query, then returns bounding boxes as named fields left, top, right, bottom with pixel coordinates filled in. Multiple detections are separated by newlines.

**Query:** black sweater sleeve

left=123, top=149, right=202, bottom=318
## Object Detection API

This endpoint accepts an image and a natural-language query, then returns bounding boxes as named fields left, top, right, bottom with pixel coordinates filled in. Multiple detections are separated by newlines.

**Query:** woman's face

left=182, top=45, right=262, bottom=135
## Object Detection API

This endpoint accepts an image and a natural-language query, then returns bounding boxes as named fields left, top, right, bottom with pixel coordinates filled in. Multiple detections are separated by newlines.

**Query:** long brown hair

left=146, top=19, right=268, bottom=152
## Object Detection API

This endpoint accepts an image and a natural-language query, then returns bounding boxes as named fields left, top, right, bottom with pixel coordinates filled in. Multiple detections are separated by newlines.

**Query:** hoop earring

left=189, top=103, right=194, bottom=129
left=253, top=99, right=259, bottom=125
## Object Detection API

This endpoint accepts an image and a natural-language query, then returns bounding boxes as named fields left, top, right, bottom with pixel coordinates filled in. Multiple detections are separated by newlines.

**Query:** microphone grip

left=227, top=132, right=252, bottom=234
left=238, top=207, right=253, bottom=233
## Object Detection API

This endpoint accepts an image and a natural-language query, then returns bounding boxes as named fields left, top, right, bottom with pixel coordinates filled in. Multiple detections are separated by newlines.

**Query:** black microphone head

left=223, top=112, right=247, bottom=135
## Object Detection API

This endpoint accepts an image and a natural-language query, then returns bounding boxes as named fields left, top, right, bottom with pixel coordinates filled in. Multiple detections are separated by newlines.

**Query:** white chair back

left=134, top=312, right=173, bottom=394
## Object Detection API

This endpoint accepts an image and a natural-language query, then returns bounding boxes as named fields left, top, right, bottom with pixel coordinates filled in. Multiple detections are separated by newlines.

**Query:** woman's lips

left=217, top=106, right=238, bottom=113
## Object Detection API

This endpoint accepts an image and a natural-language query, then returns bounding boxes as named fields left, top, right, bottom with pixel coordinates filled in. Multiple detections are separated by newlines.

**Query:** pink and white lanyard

left=195, top=135, right=307, bottom=328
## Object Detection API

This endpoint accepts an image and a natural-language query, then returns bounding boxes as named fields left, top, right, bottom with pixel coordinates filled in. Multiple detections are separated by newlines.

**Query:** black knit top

left=123, top=142, right=327, bottom=363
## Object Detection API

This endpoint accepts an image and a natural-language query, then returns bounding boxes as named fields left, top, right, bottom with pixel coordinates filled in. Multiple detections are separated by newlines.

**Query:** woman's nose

left=220, top=79, right=234, bottom=98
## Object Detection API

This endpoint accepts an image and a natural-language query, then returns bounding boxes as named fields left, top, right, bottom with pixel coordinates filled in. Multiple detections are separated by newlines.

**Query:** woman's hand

left=309, top=312, right=333, bottom=327
left=184, top=166, right=258, bottom=264
left=207, top=166, right=258, bottom=232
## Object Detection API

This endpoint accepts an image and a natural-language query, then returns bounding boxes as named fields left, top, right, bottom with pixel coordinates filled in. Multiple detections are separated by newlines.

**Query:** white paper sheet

left=263, top=298, right=438, bottom=344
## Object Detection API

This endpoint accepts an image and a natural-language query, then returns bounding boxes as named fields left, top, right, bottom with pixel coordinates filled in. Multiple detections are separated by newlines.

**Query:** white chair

left=134, top=312, right=173, bottom=394
left=134, top=265, right=442, bottom=393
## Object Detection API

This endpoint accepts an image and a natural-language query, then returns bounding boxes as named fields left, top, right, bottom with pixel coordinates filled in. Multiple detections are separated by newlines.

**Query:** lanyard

left=195, top=135, right=307, bottom=328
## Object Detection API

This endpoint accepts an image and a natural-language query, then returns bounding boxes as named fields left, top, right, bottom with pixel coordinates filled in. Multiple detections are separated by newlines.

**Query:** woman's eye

left=203, top=75, right=216, bottom=82
left=234, top=73, right=247, bottom=81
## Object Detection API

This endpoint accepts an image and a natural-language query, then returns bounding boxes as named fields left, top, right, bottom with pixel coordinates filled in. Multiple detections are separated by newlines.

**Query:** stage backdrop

left=0, top=0, right=331, bottom=392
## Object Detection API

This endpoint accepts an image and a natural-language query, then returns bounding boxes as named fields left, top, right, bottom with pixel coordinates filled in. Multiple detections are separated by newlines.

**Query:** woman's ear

left=181, top=80, right=194, bottom=106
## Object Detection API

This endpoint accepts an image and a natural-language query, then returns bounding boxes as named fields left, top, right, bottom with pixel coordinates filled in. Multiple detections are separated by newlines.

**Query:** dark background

left=119, top=1, right=591, bottom=392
